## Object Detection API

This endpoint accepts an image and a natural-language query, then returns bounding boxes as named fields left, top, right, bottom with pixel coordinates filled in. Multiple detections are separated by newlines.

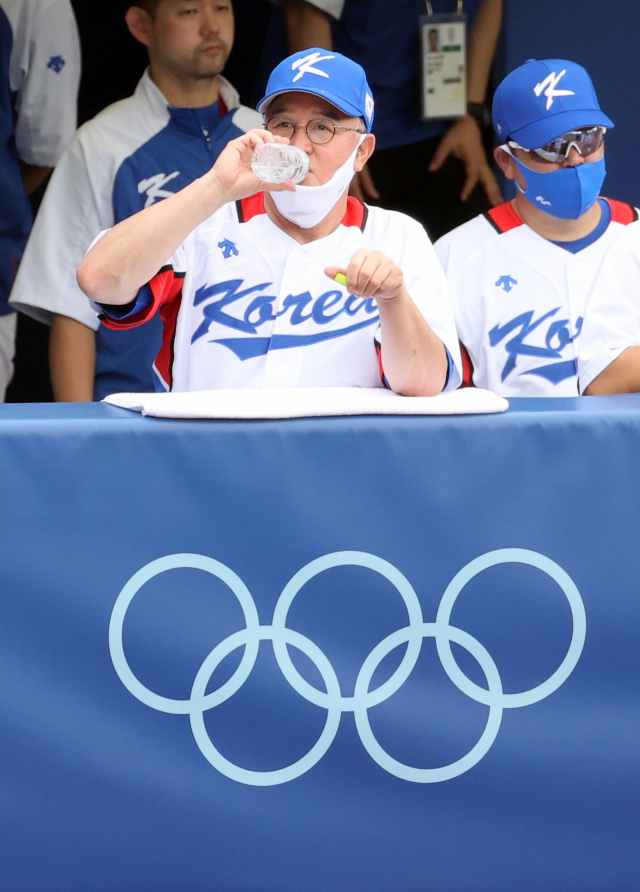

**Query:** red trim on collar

left=485, top=197, right=638, bottom=233
left=341, top=196, right=368, bottom=230
left=237, top=193, right=368, bottom=230
left=485, top=202, right=525, bottom=234
left=604, top=197, right=638, bottom=225
left=237, top=192, right=266, bottom=222
left=219, top=95, right=228, bottom=117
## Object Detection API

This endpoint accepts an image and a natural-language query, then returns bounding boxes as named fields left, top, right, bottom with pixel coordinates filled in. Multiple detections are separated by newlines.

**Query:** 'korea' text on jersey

left=435, top=198, right=639, bottom=397
left=96, top=196, right=462, bottom=393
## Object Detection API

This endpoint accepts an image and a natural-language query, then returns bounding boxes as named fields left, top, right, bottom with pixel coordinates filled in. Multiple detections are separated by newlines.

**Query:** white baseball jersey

left=579, top=218, right=640, bottom=392
left=96, top=195, right=462, bottom=393
left=434, top=199, right=638, bottom=397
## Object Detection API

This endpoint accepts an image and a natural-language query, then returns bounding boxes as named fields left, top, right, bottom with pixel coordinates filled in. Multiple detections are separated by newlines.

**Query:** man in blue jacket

left=10, top=0, right=261, bottom=400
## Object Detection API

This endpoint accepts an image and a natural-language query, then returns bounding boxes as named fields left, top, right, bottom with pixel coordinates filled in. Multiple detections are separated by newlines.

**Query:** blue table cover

left=1, top=397, right=639, bottom=892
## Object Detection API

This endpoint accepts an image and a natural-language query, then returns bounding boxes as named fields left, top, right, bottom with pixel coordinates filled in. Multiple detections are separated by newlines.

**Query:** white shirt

left=435, top=199, right=638, bottom=397
left=98, top=196, right=462, bottom=393
left=0, top=0, right=79, bottom=310
left=0, top=0, right=80, bottom=167
left=579, top=219, right=640, bottom=391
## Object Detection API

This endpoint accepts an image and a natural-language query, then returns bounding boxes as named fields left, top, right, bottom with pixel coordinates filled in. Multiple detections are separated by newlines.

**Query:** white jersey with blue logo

left=9, top=70, right=261, bottom=398
left=97, top=195, right=462, bottom=393
left=434, top=199, right=638, bottom=397
left=0, top=0, right=80, bottom=310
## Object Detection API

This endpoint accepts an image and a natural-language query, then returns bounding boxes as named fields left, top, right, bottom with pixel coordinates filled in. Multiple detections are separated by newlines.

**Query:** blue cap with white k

left=257, top=49, right=375, bottom=131
left=492, top=59, right=614, bottom=148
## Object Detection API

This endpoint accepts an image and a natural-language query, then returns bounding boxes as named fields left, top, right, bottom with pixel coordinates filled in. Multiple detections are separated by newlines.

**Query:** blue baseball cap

left=492, top=59, right=614, bottom=148
left=257, top=49, right=375, bottom=131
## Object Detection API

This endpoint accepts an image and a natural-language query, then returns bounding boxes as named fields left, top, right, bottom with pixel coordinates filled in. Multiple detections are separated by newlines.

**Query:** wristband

left=467, top=102, right=492, bottom=128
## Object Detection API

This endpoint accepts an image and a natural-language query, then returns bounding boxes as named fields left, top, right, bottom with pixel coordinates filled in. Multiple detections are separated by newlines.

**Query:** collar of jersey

left=237, top=193, right=368, bottom=231
left=168, top=100, right=226, bottom=135
left=488, top=197, right=612, bottom=253
left=549, top=198, right=610, bottom=253
left=136, top=68, right=240, bottom=132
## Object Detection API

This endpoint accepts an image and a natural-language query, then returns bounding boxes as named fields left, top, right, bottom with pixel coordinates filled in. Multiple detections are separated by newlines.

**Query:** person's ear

left=355, top=133, right=376, bottom=172
left=125, top=6, right=154, bottom=48
left=494, top=146, right=517, bottom=181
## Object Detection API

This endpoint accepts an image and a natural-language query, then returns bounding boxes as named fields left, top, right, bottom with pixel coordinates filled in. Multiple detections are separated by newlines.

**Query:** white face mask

left=270, top=136, right=365, bottom=229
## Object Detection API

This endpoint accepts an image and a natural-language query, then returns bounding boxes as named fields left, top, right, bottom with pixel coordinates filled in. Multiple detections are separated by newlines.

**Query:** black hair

left=129, top=0, right=163, bottom=18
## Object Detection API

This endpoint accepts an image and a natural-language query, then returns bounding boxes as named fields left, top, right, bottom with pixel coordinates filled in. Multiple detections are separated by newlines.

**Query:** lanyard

left=425, top=1, right=464, bottom=13
left=420, top=2, right=467, bottom=120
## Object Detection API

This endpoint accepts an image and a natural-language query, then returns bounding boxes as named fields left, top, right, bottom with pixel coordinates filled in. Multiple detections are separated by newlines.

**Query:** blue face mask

left=509, top=150, right=607, bottom=219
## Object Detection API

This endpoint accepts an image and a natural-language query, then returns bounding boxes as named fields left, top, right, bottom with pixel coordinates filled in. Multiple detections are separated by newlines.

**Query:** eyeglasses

left=508, top=126, right=606, bottom=163
left=265, top=116, right=365, bottom=145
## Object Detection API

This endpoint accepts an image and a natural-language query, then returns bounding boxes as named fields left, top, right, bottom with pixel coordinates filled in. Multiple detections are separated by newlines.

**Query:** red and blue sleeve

left=96, top=265, right=185, bottom=330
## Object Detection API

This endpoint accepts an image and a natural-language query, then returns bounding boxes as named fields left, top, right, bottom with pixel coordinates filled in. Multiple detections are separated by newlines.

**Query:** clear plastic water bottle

left=251, top=143, right=309, bottom=184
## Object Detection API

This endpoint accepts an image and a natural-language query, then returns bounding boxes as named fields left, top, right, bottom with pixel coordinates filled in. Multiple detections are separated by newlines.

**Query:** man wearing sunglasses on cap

left=435, top=58, right=638, bottom=397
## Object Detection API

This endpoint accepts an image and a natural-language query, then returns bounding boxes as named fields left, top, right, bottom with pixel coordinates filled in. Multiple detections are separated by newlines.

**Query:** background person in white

left=435, top=59, right=638, bottom=397
left=77, top=51, right=460, bottom=396
left=9, top=0, right=261, bottom=402
left=0, top=0, right=80, bottom=400
left=577, top=221, right=640, bottom=394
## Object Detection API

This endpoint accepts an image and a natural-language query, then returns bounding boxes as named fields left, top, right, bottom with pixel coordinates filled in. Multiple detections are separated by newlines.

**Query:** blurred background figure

left=10, top=0, right=261, bottom=401
left=0, top=0, right=80, bottom=400
left=276, top=0, right=503, bottom=241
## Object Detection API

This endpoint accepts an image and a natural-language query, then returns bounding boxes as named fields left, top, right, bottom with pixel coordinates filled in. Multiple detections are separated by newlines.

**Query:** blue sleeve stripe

left=99, top=283, right=154, bottom=320
left=443, top=347, right=453, bottom=391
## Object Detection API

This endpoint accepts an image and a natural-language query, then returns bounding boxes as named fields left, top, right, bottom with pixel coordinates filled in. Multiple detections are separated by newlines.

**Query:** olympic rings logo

left=109, top=549, right=586, bottom=786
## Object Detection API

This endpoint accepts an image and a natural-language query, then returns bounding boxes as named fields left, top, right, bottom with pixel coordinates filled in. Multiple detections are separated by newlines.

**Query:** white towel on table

left=103, top=387, right=508, bottom=419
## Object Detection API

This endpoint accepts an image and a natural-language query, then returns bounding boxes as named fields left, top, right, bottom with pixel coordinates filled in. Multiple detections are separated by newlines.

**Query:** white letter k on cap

left=533, top=70, right=575, bottom=110
left=291, top=52, right=336, bottom=82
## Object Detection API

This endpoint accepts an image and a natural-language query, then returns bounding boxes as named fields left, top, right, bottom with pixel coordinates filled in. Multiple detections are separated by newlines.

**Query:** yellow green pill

left=334, top=273, right=347, bottom=286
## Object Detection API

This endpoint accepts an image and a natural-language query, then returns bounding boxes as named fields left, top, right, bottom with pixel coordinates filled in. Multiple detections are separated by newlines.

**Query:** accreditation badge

left=420, top=3, right=467, bottom=120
